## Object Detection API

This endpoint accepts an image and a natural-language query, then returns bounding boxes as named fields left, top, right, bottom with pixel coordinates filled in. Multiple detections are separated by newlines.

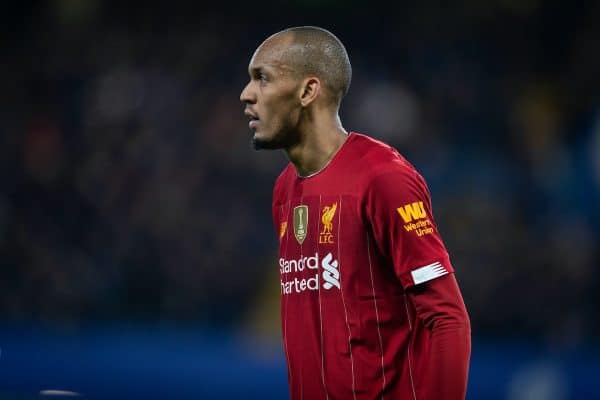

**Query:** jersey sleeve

left=364, top=167, right=453, bottom=289
left=408, top=274, right=471, bottom=399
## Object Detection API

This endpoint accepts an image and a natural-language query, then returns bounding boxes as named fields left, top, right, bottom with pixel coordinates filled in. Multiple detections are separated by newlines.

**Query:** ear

left=299, top=77, right=320, bottom=107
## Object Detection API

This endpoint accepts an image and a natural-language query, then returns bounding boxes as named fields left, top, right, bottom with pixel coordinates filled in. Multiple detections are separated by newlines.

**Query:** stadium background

left=1, top=0, right=599, bottom=399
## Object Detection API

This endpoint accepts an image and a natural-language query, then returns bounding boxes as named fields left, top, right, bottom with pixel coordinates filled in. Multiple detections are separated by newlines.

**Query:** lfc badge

left=319, top=202, right=337, bottom=244
left=293, top=205, right=308, bottom=244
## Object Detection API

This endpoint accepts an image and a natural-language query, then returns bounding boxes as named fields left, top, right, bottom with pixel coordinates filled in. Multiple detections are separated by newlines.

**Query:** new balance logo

left=321, top=252, right=340, bottom=290
left=397, top=201, right=427, bottom=223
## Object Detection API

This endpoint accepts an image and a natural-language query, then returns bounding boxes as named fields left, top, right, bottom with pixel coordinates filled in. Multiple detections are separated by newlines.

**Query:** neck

left=284, top=112, right=348, bottom=177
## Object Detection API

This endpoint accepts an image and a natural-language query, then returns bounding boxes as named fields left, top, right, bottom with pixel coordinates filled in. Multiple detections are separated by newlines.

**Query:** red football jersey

left=272, top=132, right=470, bottom=400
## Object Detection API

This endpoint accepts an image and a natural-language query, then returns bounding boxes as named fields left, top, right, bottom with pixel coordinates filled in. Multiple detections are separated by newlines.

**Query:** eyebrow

left=249, top=66, right=264, bottom=76
left=248, top=59, right=294, bottom=78
left=250, top=63, right=278, bottom=77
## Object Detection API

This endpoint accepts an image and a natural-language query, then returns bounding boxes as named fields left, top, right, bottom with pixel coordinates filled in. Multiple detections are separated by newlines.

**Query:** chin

left=252, top=136, right=277, bottom=150
left=252, top=124, right=297, bottom=150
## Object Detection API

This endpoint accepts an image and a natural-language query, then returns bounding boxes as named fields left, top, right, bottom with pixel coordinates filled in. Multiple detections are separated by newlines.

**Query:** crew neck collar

left=296, top=132, right=354, bottom=179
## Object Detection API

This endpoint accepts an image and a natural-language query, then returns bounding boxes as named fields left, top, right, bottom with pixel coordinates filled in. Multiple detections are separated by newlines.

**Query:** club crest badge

left=293, top=205, right=308, bottom=244
left=319, top=202, right=337, bottom=244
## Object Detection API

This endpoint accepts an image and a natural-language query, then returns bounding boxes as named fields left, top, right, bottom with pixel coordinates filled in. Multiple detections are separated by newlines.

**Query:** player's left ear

left=299, top=77, right=320, bottom=107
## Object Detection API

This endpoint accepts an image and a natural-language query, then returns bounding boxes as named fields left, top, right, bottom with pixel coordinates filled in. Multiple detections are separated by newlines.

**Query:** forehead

left=248, top=35, right=297, bottom=74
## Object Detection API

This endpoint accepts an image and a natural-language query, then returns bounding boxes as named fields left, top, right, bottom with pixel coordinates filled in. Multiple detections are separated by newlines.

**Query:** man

left=240, top=26, right=471, bottom=400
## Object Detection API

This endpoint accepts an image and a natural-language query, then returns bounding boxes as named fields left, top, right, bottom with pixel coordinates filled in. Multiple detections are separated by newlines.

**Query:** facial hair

left=251, top=120, right=301, bottom=151
left=252, top=135, right=281, bottom=150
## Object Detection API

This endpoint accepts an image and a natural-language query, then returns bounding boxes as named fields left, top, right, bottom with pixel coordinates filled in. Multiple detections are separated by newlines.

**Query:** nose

left=240, top=81, right=255, bottom=104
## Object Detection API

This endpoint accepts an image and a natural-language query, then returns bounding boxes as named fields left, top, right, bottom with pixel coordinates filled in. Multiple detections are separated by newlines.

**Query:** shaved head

left=241, top=27, right=352, bottom=151
left=261, top=26, right=352, bottom=106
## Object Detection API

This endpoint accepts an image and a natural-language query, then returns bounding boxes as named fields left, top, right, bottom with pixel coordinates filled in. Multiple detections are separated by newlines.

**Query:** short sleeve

left=364, top=168, right=453, bottom=289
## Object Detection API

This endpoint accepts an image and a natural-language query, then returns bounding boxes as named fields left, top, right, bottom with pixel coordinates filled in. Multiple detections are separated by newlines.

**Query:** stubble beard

left=252, top=135, right=280, bottom=150
left=251, top=124, right=299, bottom=151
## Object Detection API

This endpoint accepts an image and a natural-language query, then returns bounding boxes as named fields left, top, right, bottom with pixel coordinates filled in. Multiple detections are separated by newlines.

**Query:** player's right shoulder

left=272, top=163, right=295, bottom=205
left=274, top=163, right=295, bottom=188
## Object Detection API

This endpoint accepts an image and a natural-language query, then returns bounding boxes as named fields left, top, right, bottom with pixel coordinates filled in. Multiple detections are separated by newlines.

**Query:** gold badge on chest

left=293, top=205, right=308, bottom=244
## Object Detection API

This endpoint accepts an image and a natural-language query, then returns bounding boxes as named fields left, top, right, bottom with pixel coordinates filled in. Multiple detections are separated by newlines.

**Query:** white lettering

left=279, top=252, right=339, bottom=295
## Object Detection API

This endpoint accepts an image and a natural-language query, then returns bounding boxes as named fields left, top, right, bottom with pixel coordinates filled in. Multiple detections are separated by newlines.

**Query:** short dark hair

left=277, top=26, right=352, bottom=106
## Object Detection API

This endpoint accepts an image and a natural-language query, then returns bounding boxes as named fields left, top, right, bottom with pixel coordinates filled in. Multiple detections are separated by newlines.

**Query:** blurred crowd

left=1, top=0, right=599, bottom=345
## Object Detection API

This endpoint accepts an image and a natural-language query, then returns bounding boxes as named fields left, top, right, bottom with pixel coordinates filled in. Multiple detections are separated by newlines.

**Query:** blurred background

left=1, top=0, right=599, bottom=399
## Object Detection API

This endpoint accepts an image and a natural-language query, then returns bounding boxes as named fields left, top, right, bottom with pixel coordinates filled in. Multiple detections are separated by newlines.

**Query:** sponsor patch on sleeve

left=397, top=201, right=435, bottom=237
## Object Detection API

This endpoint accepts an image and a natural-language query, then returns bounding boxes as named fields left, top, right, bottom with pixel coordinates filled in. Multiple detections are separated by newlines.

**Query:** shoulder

left=273, top=163, right=295, bottom=205
left=348, top=132, right=426, bottom=190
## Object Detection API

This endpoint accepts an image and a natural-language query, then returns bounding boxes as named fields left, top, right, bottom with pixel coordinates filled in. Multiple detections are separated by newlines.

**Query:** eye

left=259, top=73, right=268, bottom=83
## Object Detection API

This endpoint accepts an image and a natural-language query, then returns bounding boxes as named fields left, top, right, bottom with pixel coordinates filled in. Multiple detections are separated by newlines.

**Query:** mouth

left=245, top=110, right=260, bottom=129
left=248, top=117, right=259, bottom=130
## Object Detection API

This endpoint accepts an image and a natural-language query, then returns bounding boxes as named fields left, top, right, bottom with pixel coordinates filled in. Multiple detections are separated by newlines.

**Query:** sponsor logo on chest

left=279, top=252, right=340, bottom=295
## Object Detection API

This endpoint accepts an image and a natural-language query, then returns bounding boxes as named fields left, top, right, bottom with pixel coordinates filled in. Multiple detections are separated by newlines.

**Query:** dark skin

left=240, top=33, right=348, bottom=177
